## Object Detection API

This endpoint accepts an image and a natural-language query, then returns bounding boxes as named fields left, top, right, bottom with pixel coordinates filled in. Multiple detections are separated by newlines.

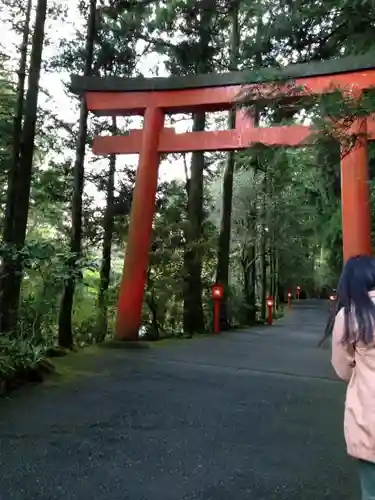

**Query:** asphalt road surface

left=0, top=300, right=358, bottom=499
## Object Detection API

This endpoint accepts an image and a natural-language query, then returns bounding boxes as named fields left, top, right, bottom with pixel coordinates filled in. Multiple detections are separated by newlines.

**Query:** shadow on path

left=0, top=300, right=356, bottom=499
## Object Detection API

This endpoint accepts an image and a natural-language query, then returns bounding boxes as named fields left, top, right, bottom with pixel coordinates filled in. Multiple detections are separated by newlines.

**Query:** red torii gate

left=71, top=54, right=375, bottom=341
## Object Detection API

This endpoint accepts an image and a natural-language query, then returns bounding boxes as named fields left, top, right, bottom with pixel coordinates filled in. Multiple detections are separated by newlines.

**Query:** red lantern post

left=287, top=291, right=292, bottom=310
left=267, top=296, right=274, bottom=325
left=296, top=286, right=301, bottom=301
left=211, top=284, right=224, bottom=334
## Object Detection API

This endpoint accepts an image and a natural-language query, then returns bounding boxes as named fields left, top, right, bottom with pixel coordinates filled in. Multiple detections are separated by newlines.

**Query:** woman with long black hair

left=327, top=255, right=375, bottom=500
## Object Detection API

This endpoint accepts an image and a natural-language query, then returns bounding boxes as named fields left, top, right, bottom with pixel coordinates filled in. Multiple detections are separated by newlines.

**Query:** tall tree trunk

left=242, top=242, right=256, bottom=324
left=268, top=173, right=277, bottom=311
left=2, top=0, right=32, bottom=243
left=58, top=0, right=97, bottom=348
left=0, top=0, right=47, bottom=333
left=248, top=239, right=257, bottom=323
left=244, top=108, right=259, bottom=324
left=269, top=243, right=276, bottom=311
left=253, top=5, right=264, bottom=322
left=96, top=117, right=117, bottom=342
left=273, top=248, right=279, bottom=309
left=183, top=112, right=205, bottom=335
left=215, top=0, right=240, bottom=330
left=182, top=1, right=214, bottom=335
left=259, top=167, right=268, bottom=322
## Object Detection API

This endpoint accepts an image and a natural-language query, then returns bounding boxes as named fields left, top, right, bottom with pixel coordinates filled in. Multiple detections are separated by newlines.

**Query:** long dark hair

left=321, top=255, right=375, bottom=345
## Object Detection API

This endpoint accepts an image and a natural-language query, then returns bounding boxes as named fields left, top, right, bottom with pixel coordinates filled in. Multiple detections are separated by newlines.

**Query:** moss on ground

left=45, top=345, right=109, bottom=386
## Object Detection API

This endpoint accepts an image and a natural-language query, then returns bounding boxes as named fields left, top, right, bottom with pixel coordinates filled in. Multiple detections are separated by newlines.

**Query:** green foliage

left=210, top=143, right=330, bottom=319
left=0, top=239, right=97, bottom=340
left=141, top=178, right=219, bottom=336
left=0, top=336, right=45, bottom=380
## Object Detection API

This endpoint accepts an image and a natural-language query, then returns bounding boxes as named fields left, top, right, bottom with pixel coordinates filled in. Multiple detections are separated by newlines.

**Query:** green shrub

left=0, top=337, right=46, bottom=380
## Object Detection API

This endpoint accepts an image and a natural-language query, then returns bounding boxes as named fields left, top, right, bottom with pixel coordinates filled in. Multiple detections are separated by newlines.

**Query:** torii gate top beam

left=69, top=52, right=375, bottom=153
left=71, top=52, right=375, bottom=95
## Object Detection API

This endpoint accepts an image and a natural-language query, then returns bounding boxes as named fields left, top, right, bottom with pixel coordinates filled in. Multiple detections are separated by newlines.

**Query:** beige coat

left=331, top=293, right=375, bottom=463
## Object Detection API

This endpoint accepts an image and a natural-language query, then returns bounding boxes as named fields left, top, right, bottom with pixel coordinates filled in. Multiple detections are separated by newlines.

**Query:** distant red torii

left=71, top=53, right=375, bottom=341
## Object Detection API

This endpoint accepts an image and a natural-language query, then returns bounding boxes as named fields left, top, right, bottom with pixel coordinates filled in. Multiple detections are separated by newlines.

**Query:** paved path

left=0, top=301, right=358, bottom=499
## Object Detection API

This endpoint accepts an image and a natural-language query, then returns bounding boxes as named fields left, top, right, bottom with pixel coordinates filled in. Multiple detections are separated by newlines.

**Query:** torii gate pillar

left=115, top=107, right=164, bottom=340
left=340, top=116, right=372, bottom=262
